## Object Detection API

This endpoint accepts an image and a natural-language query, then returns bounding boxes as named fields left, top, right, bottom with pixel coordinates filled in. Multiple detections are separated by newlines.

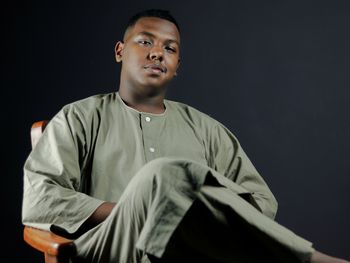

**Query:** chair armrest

left=31, top=120, right=49, bottom=148
left=23, top=226, right=76, bottom=257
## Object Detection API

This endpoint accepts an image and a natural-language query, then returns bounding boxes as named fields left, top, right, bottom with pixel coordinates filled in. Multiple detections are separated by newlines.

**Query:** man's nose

left=149, top=46, right=163, bottom=61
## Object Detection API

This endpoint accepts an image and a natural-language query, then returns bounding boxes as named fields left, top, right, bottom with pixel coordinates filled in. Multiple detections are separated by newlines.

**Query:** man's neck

left=118, top=87, right=166, bottom=114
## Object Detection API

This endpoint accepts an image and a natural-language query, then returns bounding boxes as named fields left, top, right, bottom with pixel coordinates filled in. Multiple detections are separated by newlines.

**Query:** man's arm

left=22, top=105, right=107, bottom=235
left=209, top=123, right=278, bottom=219
left=72, top=202, right=116, bottom=236
left=83, top=202, right=116, bottom=228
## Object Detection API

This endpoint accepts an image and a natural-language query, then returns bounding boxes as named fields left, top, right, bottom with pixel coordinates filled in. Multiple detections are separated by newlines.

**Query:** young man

left=22, top=9, right=348, bottom=263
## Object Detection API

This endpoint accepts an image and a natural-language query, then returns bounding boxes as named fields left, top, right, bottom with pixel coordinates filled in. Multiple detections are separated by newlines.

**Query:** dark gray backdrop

left=4, top=0, right=350, bottom=262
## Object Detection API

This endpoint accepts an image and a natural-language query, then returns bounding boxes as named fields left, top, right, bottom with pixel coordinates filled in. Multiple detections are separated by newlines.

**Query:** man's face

left=115, top=17, right=180, bottom=96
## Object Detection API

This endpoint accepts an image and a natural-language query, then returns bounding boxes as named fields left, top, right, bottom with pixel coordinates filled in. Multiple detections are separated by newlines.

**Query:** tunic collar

left=116, top=91, right=168, bottom=117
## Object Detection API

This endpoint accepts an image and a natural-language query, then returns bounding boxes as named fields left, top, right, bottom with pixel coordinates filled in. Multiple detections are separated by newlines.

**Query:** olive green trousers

left=72, top=158, right=314, bottom=263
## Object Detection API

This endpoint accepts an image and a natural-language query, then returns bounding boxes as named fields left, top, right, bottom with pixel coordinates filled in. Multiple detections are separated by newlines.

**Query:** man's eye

left=165, top=46, right=176, bottom=53
left=138, top=40, right=151, bottom=45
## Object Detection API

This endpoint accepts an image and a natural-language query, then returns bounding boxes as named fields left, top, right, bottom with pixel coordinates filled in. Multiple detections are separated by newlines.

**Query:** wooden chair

left=23, top=121, right=76, bottom=263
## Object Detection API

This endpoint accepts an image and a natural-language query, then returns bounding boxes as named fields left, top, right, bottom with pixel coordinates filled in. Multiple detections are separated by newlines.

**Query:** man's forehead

left=124, top=17, right=180, bottom=43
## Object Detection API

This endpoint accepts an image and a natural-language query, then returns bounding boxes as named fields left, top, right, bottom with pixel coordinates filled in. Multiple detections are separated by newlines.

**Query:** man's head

left=115, top=9, right=181, bottom=97
left=123, top=9, right=180, bottom=39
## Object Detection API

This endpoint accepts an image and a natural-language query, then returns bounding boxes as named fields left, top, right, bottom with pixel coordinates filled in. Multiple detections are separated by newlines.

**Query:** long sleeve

left=209, top=123, right=278, bottom=219
left=22, top=104, right=104, bottom=234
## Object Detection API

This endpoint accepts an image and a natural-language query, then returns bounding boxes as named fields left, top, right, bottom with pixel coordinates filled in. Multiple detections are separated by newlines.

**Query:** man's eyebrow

left=138, top=31, right=156, bottom=38
left=137, top=31, right=180, bottom=46
left=164, top=39, right=180, bottom=47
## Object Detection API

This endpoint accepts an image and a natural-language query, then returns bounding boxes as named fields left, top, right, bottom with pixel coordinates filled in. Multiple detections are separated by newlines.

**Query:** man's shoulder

left=165, top=99, right=220, bottom=127
left=61, top=92, right=117, bottom=113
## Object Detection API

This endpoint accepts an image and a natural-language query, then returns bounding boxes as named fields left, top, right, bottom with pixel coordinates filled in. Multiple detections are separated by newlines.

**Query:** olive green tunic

left=22, top=92, right=313, bottom=262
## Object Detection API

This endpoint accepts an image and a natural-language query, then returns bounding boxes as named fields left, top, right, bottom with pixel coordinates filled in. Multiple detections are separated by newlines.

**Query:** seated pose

left=22, top=9, right=349, bottom=263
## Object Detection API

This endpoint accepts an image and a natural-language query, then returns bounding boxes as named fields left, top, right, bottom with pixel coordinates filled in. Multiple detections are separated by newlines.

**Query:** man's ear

left=115, top=41, right=124, bottom=62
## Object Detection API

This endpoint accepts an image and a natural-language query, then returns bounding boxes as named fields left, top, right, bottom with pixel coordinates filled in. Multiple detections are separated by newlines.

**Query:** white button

left=149, top=147, right=155, bottom=153
left=145, top=116, right=151, bottom=122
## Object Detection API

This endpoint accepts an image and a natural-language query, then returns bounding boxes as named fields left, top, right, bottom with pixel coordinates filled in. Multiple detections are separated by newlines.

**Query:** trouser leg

left=72, top=157, right=314, bottom=263
left=198, top=185, right=314, bottom=262
left=153, top=185, right=314, bottom=263
left=72, top=157, right=208, bottom=263
left=72, top=173, right=151, bottom=262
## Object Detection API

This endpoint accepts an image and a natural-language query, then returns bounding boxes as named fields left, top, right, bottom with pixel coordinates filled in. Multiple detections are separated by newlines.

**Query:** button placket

left=145, top=116, right=155, bottom=153
left=141, top=114, right=159, bottom=161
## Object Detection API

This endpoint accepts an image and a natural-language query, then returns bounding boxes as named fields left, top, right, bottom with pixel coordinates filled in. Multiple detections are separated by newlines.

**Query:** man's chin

left=136, top=83, right=167, bottom=97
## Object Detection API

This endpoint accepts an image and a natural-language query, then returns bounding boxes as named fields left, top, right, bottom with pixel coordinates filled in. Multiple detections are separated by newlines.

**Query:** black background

left=3, top=0, right=350, bottom=262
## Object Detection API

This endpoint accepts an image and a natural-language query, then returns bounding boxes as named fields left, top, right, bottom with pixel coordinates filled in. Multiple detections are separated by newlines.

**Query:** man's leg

left=150, top=185, right=313, bottom=263
left=155, top=184, right=348, bottom=263
left=71, top=157, right=343, bottom=262
left=72, top=157, right=209, bottom=262
left=148, top=197, right=279, bottom=263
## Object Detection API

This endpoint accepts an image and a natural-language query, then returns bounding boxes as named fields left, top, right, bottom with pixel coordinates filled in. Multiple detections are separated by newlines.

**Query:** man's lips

left=143, top=64, right=167, bottom=73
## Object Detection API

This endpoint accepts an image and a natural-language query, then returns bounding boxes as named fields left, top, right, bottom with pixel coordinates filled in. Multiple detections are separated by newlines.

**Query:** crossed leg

left=71, top=158, right=346, bottom=263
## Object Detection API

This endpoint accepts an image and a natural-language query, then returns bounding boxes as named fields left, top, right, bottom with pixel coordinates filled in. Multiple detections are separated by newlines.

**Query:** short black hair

left=125, top=9, right=180, bottom=33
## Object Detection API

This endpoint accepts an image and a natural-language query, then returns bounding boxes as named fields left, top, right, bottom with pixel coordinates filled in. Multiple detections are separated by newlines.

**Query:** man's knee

left=119, top=158, right=183, bottom=201
left=121, top=157, right=207, bottom=207
left=132, top=157, right=189, bottom=184
left=138, top=157, right=207, bottom=189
